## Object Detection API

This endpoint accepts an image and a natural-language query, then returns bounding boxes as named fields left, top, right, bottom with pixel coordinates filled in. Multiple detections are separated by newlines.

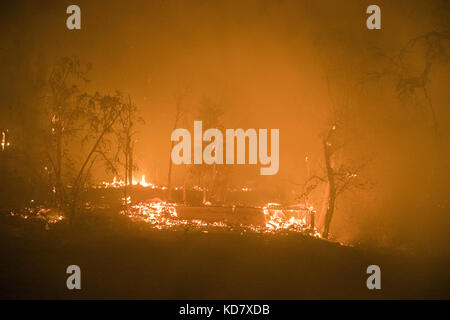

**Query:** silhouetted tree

left=194, top=96, right=224, bottom=204
left=117, top=95, right=142, bottom=209
left=300, top=124, right=370, bottom=239
left=300, top=75, right=372, bottom=239
left=167, top=90, right=188, bottom=201
left=44, top=57, right=90, bottom=208
left=68, top=92, right=126, bottom=222
left=367, top=31, right=450, bottom=141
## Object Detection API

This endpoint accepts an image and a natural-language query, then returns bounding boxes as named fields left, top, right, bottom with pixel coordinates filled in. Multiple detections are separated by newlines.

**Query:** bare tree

left=366, top=31, right=450, bottom=140
left=167, top=90, right=187, bottom=201
left=44, top=58, right=137, bottom=223
left=195, top=97, right=224, bottom=204
left=299, top=72, right=372, bottom=239
left=45, top=57, right=90, bottom=208
left=117, top=95, right=142, bottom=209
left=300, top=125, right=370, bottom=239
left=68, top=92, right=126, bottom=222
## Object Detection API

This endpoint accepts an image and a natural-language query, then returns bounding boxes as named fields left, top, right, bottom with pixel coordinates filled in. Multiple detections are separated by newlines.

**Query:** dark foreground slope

left=0, top=212, right=449, bottom=299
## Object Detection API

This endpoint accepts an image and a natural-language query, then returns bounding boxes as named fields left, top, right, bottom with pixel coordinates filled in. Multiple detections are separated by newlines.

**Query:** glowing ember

left=263, top=203, right=306, bottom=229
left=9, top=206, right=65, bottom=227
left=102, top=174, right=156, bottom=189
left=102, top=176, right=125, bottom=188
left=123, top=201, right=185, bottom=230
left=1, top=130, right=11, bottom=151
left=122, top=196, right=131, bottom=205
left=262, top=203, right=320, bottom=237
left=8, top=201, right=320, bottom=238
left=137, top=175, right=153, bottom=188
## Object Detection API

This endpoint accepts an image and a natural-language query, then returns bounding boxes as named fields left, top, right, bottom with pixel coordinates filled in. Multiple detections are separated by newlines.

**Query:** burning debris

left=5, top=175, right=320, bottom=238
left=96, top=176, right=321, bottom=236
left=121, top=200, right=321, bottom=237
left=8, top=206, right=64, bottom=229
left=122, top=201, right=227, bottom=231
left=100, top=175, right=158, bottom=189
left=264, top=203, right=307, bottom=230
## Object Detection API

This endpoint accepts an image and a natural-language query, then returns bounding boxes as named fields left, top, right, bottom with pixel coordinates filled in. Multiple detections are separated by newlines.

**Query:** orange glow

left=103, top=174, right=155, bottom=189
left=122, top=201, right=320, bottom=237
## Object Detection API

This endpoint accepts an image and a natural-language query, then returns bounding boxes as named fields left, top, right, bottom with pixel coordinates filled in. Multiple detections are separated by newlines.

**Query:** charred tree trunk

left=124, top=138, right=129, bottom=213
left=167, top=140, right=175, bottom=201
left=123, top=137, right=133, bottom=213
left=55, top=130, right=62, bottom=206
left=202, top=188, right=207, bottom=204
left=210, top=163, right=217, bottom=202
left=322, top=139, right=336, bottom=239
left=128, top=142, right=133, bottom=186
left=182, top=164, right=188, bottom=204
left=54, top=121, right=65, bottom=209
left=167, top=98, right=182, bottom=201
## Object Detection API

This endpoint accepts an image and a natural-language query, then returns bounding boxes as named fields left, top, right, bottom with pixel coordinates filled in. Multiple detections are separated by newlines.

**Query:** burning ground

left=1, top=183, right=449, bottom=300
left=4, top=200, right=321, bottom=245
left=1, top=179, right=449, bottom=299
left=1, top=206, right=449, bottom=299
left=121, top=201, right=321, bottom=237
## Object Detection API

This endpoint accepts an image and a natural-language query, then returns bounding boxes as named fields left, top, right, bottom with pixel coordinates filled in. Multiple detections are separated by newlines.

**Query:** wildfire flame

left=1, top=130, right=11, bottom=151
left=133, top=174, right=153, bottom=188
left=262, top=203, right=319, bottom=236
left=122, top=201, right=321, bottom=237
left=10, top=200, right=321, bottom=238
left=26, top=172, right=322, bottom=237
left=102, top=174, right=156, bottom=189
